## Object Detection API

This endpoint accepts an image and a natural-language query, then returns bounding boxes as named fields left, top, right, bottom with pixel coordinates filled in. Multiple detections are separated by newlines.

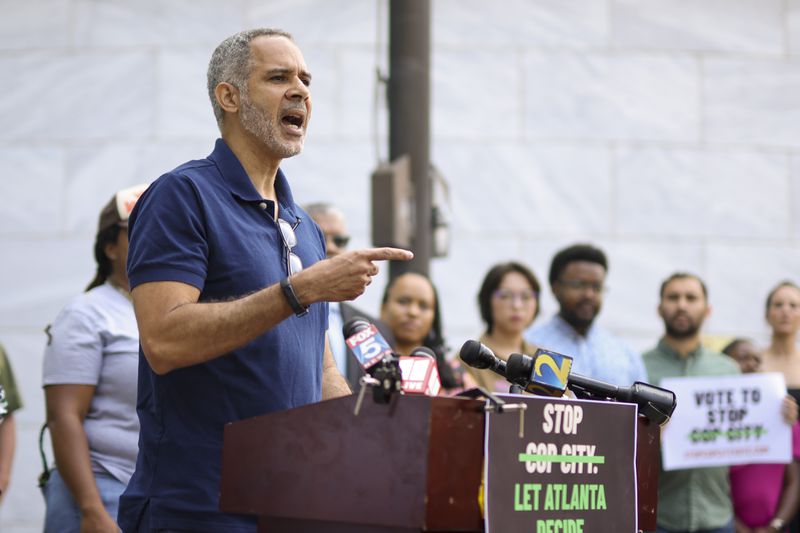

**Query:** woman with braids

left=42, top=184, right=147, bottom=533
left=380, top=272, right=461, bottom=391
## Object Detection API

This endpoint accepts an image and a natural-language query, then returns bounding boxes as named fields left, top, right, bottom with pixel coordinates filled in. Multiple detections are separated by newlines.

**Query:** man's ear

left=215, top=82, right=240, bottom=115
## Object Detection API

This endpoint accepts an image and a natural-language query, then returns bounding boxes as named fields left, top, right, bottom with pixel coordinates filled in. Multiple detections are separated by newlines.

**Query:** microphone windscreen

left=344, top=319, right=394, bottom=370
left=343, top=316, right=371, bottom=338
left=506, top=353, right=532, bottom=383
left=409, top=346, right=437, bottom=359
left=459, top=340, right=494, bottom=369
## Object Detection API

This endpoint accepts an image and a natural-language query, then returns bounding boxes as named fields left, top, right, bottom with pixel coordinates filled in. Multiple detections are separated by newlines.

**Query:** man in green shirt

left=0, top=343, right=23, bottom=502
left=643, top=272, right=739, bottom=533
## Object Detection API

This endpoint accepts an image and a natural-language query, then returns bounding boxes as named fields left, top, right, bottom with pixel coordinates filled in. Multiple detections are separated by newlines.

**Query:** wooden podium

left=220, top=394, right=660, bottom=532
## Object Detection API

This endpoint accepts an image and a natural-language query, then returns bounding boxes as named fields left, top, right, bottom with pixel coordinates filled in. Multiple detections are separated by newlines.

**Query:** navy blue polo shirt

left=119, top=139, right=328, bottom=532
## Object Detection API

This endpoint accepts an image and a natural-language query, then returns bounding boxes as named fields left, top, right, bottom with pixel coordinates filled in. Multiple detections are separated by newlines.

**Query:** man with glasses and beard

left=525, top=243, right=647, bottom=385
left=643, top=272, right=740, bottom=533
left=118, top=29, right=412, bottom=533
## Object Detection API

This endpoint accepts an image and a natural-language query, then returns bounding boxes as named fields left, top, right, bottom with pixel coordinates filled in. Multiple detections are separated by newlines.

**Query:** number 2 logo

left=534, top=353, right=570, bottom=387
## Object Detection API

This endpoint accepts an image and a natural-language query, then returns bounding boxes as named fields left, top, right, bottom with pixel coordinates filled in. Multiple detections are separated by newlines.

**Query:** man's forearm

left=321, top=338, right=351, bottom=400
left=135, top=247, right=414, bottom=375
left=136, top=282, right=296, bottom=374
left=322, top=367, right=351, bottom=400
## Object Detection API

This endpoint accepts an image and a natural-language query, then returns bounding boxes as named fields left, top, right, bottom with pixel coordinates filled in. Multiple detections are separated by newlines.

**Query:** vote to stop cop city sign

left=485, top=395, right=638, bottom=533
left=660, top=372, right=791, bottom=471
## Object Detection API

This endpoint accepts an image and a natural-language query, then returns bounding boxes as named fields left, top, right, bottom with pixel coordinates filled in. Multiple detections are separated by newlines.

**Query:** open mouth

left=281, top=109, right=305, bottom=132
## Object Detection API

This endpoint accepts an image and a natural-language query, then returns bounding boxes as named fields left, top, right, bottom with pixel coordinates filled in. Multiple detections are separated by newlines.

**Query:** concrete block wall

left=1, top=1, right=799, bottom=530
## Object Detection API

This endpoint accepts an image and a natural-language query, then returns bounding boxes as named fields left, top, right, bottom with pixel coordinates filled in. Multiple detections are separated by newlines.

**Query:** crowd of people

left=0, top=26, right=798, bottom=533
left=310, top=205, right=800, bottom=533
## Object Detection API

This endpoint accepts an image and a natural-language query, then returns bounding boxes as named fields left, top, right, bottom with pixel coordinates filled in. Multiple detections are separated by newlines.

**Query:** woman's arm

left=734, top=516, right=753, bottom=533
left=769, top=459, right=800, bottom=533
left=45, top=384, right=118, bottom=532
left=0, top=413, right=16, bottom=501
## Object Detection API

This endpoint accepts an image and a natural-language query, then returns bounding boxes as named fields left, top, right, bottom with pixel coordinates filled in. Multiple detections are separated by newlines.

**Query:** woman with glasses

left=380, top=272, right=460, bottom=391
left=41, top=185, right=146, bottom=533
left=462, top=262, right=541, bottom=393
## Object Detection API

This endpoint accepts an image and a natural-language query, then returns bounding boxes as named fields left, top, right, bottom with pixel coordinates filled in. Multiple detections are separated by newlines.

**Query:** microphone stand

left=353, top=355, right=403, bottom=415
left=458, top=386, right=529, bottom=438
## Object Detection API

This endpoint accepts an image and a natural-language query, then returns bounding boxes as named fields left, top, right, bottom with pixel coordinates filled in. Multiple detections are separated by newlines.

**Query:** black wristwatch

left=280, top=277, right=309, bottom=317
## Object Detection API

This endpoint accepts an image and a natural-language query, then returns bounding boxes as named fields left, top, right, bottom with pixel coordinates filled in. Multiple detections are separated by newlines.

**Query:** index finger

left=361, top=247, right=414, bottom=262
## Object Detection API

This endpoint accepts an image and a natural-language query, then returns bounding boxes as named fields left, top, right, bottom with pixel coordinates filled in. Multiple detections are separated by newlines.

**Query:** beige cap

left=97, top=183, right=149, bottom=233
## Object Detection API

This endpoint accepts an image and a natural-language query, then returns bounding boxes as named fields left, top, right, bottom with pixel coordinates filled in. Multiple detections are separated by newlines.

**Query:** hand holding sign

left=660, top=373, right=792, bottom=470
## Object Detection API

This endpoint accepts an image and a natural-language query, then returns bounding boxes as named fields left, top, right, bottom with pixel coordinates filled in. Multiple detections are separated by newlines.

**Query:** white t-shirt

left=42, top=282, right=140, bottom=484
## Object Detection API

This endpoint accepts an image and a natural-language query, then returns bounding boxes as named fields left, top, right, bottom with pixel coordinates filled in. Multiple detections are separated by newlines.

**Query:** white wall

left=2, top=1, right=799, bottom=530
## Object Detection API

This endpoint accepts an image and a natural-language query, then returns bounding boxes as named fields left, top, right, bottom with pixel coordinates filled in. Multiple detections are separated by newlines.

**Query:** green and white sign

left=485, top=395, right=638, bottom=533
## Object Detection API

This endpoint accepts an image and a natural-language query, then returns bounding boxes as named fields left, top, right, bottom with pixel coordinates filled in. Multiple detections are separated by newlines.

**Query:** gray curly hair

left=207, top=28, right=293, bottom=130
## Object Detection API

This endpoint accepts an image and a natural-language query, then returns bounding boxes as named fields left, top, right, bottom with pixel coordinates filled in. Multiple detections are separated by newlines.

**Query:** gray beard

left=239, top=93, right=303, bottom=159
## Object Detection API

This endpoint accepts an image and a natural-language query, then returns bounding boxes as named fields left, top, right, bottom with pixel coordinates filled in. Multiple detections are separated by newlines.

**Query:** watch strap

left=280, top=277, right=309, bottom=317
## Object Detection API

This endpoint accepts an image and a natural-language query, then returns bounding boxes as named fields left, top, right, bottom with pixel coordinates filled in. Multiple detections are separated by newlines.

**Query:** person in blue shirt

left=118, top=28, right=412, bottom=532
left=525, top=243, right=647, bottom=386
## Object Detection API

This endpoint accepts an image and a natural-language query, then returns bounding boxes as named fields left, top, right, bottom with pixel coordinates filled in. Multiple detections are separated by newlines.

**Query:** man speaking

left=118, top=28, right=412, bottom=532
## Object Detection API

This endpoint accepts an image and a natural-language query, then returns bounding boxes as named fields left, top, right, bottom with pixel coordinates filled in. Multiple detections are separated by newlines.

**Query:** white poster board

left=660, top=373, right=790, bottom=471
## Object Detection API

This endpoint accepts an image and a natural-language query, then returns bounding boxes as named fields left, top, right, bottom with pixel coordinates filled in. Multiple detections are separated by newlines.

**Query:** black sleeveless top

left=788, top=388, right=800, bottom=406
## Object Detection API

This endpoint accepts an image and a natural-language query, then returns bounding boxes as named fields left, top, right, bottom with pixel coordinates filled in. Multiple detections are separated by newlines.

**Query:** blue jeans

left=43, top=468, right=126, bottom=533
left=656, top=520, right=734, bottom=533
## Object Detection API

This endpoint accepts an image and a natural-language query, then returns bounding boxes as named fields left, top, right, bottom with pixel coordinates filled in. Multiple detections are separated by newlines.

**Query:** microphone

left=343, top=317, right=402, bottom=403
left=344, top=317, right=395, bottom=370
left=459, top=340, right=508, bottom=378
left=399, top=346, right=442, bottom=397
left=460, top=340, right=676, bottom=425
left=505, top=350, right=676, bottom=425
left=506, top=349, right=573, bottom=397
left=459, top=340, right=572, bottom=395
left=567, top=374, right=676, bottom=425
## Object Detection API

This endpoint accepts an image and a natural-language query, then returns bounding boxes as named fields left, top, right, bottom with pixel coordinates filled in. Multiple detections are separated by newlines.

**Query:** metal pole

left=388, top=0, right=431, bottom=279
